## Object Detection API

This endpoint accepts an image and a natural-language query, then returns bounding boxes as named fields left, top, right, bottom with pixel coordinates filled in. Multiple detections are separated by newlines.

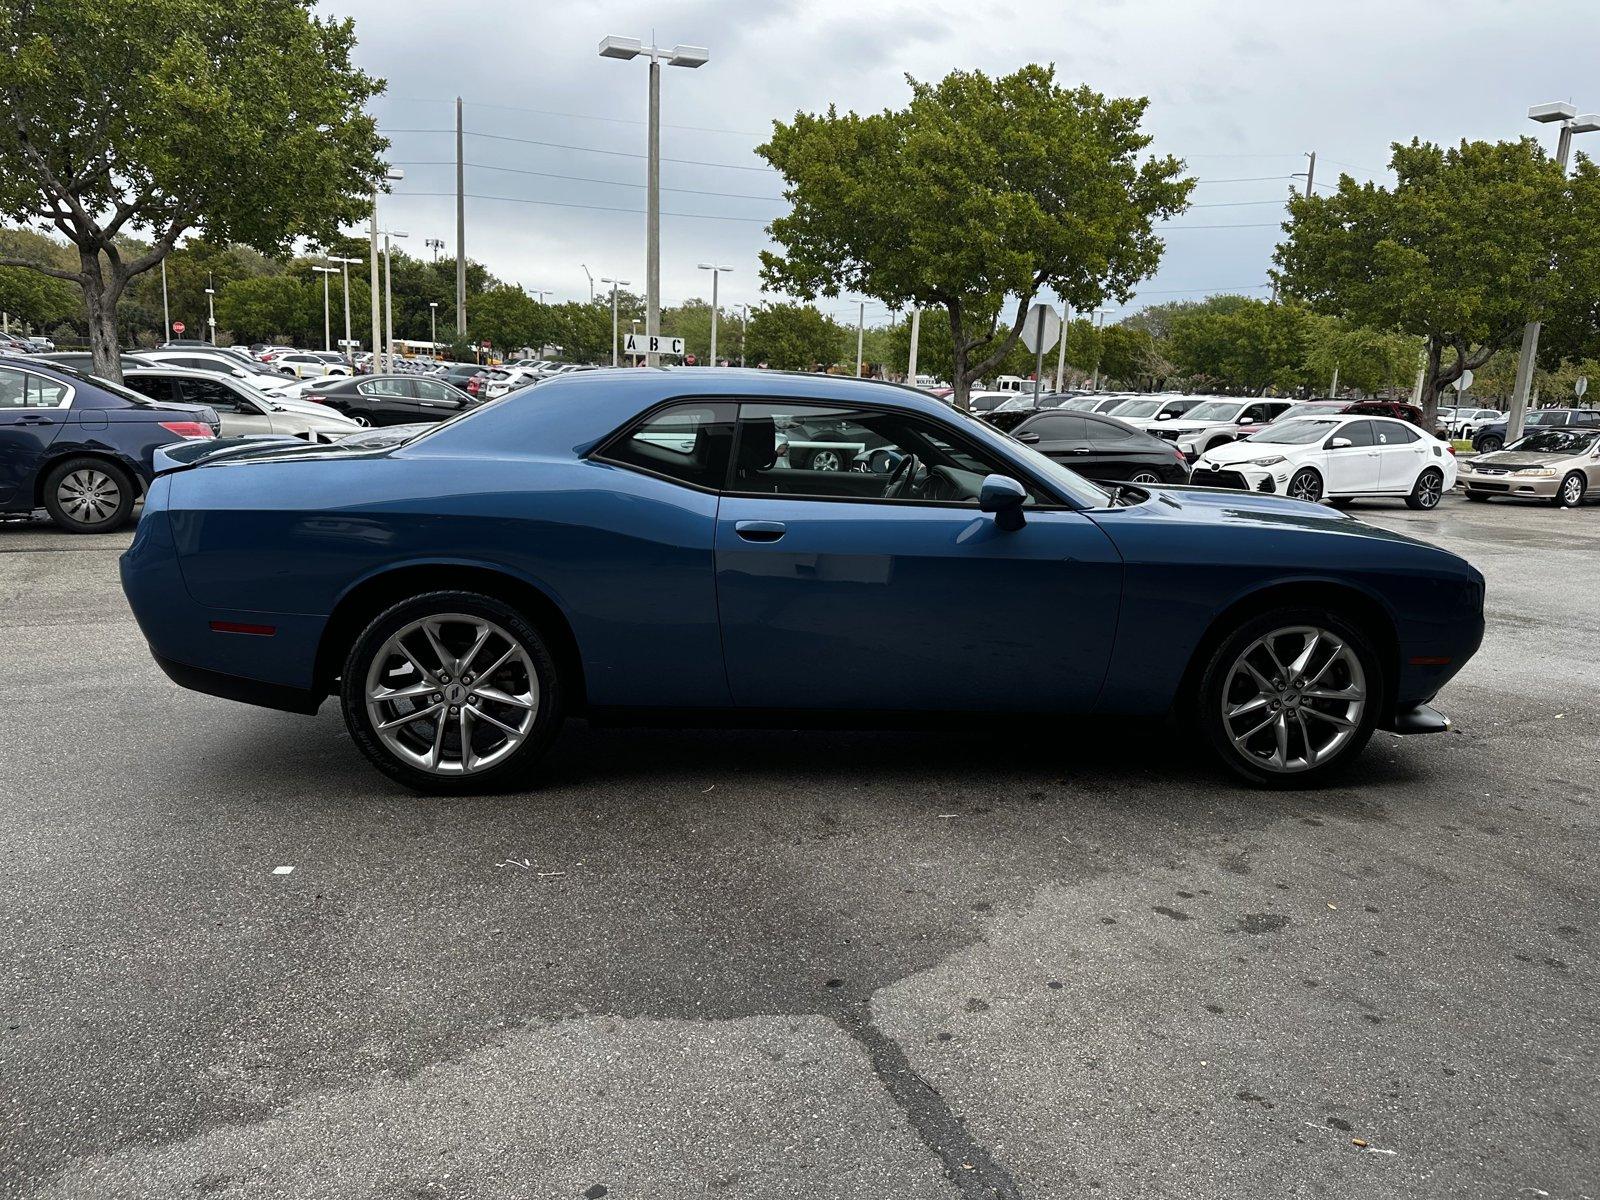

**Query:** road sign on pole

left=1020, top=303, right=1062, bottom=402
left=172, top=321, right=185, bottom=335
left=1454, top=369, right=1474, bottom=392
left=624, top=332, right=685, bottom=356
left=1577, top=376, right=1589, bottom=397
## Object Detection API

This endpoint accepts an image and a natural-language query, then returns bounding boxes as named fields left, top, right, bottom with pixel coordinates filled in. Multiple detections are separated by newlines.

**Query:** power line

left=386, top=95, right=764, bottom=137
left=391, top=160, right=781, bottom=201
left=395, top=190, right=773, bottom=222
left=380, top=128, right=777, bottom=172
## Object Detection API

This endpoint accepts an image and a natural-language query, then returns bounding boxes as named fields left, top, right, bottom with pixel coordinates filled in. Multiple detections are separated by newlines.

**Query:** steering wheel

left=883, top=453, right=922, bottom=499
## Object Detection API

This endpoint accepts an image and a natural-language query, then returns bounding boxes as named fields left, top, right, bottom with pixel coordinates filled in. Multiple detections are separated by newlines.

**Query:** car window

left=1333, top=420, right=1376, bottom=448
left=359, top=378, right=410, bottom=398
left=1086, top=417, right=1143, bottom=444
left=733, top=402, right=1043, bottom=507
left=415, top=380, right=455, bottom=401
left=1185, top=401, right=1245, bottom=422
left=600, top=401, right=735, bottom=491
left=177, top=376, right=249, bottom=414
left=1384, top=421, right=1420, bottom=444
left=1526, top=411, right=1562, bottom=426
left=1023, top=414, right=1089, bottom=441
left=123, top=376, right=174, bottom=404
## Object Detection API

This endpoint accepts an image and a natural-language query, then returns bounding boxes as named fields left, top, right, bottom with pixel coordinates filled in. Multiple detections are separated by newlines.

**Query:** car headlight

left=1512, top=467, right=1557, bottom=477
left=1177, top=440, right=1198, bottom=452
left=1246, top=455, right=1287, bottom=467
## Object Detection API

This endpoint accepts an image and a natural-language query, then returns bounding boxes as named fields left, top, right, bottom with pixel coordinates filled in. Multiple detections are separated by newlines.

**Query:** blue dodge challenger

left=121, top=369, right=1484, bottom=791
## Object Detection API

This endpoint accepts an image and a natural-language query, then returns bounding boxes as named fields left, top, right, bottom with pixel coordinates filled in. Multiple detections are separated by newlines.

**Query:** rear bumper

left=153, top=652, right=323, bottom=715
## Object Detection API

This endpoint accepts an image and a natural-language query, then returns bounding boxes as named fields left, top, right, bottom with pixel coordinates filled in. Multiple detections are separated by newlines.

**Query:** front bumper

left=1458, top=470, right=1560, bottom=499
left=1189, top=460, right=1285, bottom=493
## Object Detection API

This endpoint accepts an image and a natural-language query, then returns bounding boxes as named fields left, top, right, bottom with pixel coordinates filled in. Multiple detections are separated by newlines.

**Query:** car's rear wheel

left=341, top=591, right=564, bottom=793
left=1405, top=467, right=1445, bottom=510
left=349, top=413, right=372, bottom=427
left=1287, top=468, right=1322, bottom=502
left=41, top=457, right=136, bottom=533
left=1477, top=434, right=1503, bottom=453
left=1198, top=609, right=1381, bottom=787
left=1555, top=471, right=1586, bottom=508
left=1129, top=470, right=1161, bottom=485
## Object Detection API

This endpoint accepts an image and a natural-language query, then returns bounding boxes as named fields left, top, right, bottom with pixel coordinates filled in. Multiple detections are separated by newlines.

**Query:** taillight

left=1446, top=444, right=1457, bottom=455
left=159, top=421, right=214, bottom=440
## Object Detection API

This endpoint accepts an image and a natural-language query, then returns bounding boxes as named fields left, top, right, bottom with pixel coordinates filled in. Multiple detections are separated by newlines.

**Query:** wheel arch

left=1176, top=578, right=1400, bottom=720
left=313, top=562, right=587, bottom=710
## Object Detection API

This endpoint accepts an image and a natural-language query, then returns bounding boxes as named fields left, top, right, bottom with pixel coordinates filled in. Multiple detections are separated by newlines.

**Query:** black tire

left=1197, top=607, right=1383, bottom=788
left=341, top=590, right=565, bottom=793
left=1286, top=468, right=1323, bottom=503
left=41, top=457, right=137, bottom=533
left=1555, top=471, right=1586, bottom=508
left=1476, top=434, right=1503, bottom=453
left=1465, top=491, right=1491, bottom=503
left=1405, top=467, right=1445, bottom=510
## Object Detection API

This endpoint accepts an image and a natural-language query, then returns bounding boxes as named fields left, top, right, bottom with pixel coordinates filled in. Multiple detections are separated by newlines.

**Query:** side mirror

left=1014, top=431, right=1041, bottom=444
left=979, top=474, right=1027, bottom=531
left=1328, top=436, right=1353, bottom=449
left=1155, top=412, right=1171, bottom=420
left=1238, top=416, right=1256, bottom=425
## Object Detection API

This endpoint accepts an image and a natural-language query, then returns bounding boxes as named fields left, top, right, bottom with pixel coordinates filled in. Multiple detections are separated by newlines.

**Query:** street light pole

left=697, top=263, right=732, bottom=364
left=602, top=277, right=630, bottom=366
left=369, top=168, right=404, bottom=373
left=332, top=256, right=359, bottom=368
left=740, top=303, right=748, bottom=368
left=429, top=301, right=438, bottom=348
left=160, top=258, right=170, bottom=340
left=1054, top=303, right=1070, bottom=392
left=600, top=36, right=709, bottom=367
left=581, top=264, right=595, bottom=302
left=312, top=266, right=339, bottom=352
left=205, top=274, right=215, bottom=344
left=1090, top=308, right=1110, bottom=391
left=1510, top=102, right=1598, bottom=442
left=906, top=307, right=920, bottom=384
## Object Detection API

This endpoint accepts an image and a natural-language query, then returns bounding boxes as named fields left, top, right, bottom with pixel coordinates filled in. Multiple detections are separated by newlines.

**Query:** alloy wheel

left=56, top=469, right=122, bottom=526
left=1416, top=470, right=1443, bottom=508
left=810, top=449, right=843, bottom=472
left=364, top=613, right=539, bottom=776
left=1129, top=471, right=1160, bottom=484
left=1221, top=625, right=1367, bottom=775
left=1561, top=474, right=1585, bottom=506
left=1288, top=470, right=1322, bottom=502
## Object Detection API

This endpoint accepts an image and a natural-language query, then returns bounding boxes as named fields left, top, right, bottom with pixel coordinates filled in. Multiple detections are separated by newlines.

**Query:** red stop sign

left=685, top=354, right=697, bottom=365
left=172, top=321, right=185, bottom=334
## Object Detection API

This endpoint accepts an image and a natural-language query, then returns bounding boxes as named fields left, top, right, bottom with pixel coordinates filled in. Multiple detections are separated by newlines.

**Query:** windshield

left=1505, top=429, right=1600, bottom=454
left=1184, top=401, right=1246, bottom=421
left=1245, top=418, right=1342, bottom=445
left=995, top=396, right=1036, bottom=412
left=1111, top=399, right=1161, bottom=418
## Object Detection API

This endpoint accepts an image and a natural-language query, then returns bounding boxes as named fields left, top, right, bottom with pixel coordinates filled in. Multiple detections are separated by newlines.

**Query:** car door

left=713, top=400, right=1124, bottom=712
left=355, top=377, right=415, bottom=424
left=1370, top=419, right=1427, bottom=491
left=413, top=378, right=466, bottom=417
left=1014, top=412, right=1093, bottom=464
left=0, top=366, right=70, bottom=505
left=1321, top=419, right=1381, bottom=493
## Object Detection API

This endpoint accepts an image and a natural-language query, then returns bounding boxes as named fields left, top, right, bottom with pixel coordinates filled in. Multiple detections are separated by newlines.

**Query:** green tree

left=1274, top=138, right=1595, bottom=425
left=0, top=0, right=385, bottom=378
left=0, top=229, right=78, bottom=331
left=213, top=275, right=312, bottom=343
left=757, top=65, right=1192, bottom=409
left=1303, top=321, right=1420, bottom=397
left=745, top=303, right=846, bottom=371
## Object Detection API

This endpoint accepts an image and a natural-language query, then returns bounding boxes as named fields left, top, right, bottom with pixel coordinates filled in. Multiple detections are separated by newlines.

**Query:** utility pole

left=906, top=307, right=920, bottom=384
left=1054, top=303, right=1070, bottom=391
left=205, top=274, right=215, bottom=344
left=455, top=97, right=467, bottom=337
left=855, top=301, right=865, bottom=377
left=430, top=301, right=438, bottom=348
left=369, top=195, right=383, bottom=372
left=740, top=303, right=748, bottom=367
left=160, top=258, right=170, bottom=340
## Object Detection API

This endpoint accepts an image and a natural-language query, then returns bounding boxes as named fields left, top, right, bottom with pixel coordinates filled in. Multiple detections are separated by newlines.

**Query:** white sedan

left=1192, top=414, right=1457, bottom=510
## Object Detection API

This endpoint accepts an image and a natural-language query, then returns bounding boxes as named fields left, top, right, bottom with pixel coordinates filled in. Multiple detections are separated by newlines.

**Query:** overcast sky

left=334, top=0, right=1598, bottom=326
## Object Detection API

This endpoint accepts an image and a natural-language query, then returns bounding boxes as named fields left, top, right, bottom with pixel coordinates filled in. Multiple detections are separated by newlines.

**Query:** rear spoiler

left=153, top=433, right=325, bottom=476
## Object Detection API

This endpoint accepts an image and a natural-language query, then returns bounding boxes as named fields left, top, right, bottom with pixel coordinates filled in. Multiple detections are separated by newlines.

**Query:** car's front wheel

left=1555, top=471, right=1586, bottom=508
left=1476, top=434, right=1503, bottom=453
left=341, top=591, right=565, bottom=792
left=1198, top=609, right=1381, bottom=787
left=42, top=457, right=136, bottom=533
left=1287, top=468, right=1323, bottom=503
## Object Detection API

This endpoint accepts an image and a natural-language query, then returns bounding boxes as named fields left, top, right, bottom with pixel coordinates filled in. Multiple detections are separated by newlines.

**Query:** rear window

left=599, top=402, right=735, bottom=491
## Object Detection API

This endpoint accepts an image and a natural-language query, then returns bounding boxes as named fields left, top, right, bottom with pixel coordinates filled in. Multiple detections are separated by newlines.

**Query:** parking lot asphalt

left=1, top=493, right=1596, bottom=1200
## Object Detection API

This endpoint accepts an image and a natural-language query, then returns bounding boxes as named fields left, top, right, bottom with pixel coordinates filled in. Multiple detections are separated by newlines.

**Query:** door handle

left=17, top=414, right=53, bottom=425
left=735, top=520, right=786, bottom=543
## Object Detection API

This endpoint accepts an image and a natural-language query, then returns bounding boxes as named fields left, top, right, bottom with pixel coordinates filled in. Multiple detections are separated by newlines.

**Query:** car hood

left=1194, top=439, right=1299, bottom=466
left=1470, top=450, right=1575, bottom=468
left=1138, top=484, right=1448, bottom=552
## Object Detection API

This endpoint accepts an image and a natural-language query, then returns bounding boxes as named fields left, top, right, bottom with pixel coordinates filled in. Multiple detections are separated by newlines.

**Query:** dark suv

left=1473, top=407, right=1600, bottom=453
